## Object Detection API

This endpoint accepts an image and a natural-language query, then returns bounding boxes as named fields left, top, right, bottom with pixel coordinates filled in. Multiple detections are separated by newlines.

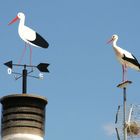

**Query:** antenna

left=4, top=60, right=49, bottom=94
left=117, top=80, right=132, bottom=140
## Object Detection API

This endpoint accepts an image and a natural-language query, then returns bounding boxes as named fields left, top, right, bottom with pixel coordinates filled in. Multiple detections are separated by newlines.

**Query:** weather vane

left=5, top=12, right=50, bottom=94
left=4, top=61, right=49, bottom=94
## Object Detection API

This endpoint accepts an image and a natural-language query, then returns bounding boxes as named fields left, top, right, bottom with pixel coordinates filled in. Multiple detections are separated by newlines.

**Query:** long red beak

left=107, top=38, right=113, bottom=44
left=8, top=16, right=19, bottom=25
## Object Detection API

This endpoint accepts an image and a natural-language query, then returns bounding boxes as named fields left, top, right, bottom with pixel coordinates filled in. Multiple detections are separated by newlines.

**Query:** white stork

left=107, top=34, right=140, bottom=82
left=8, top=12, right=49, bottom=64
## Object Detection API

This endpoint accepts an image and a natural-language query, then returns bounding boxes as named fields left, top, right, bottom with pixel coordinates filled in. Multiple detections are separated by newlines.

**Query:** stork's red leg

left=122, top=65, right=125, bottom=82
left=29, top=46, right=32, bottom=65
left=124, top=64, right=127, bottom=81
left=18, top=43, right=27, bottom=64
left=122, top=64, right=127, bottom=82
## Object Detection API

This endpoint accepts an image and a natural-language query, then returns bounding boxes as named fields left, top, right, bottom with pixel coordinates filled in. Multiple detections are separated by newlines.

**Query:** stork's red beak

left=107, top=38, right=113, bottom=44
left=8, top=16, right=19, bottom=25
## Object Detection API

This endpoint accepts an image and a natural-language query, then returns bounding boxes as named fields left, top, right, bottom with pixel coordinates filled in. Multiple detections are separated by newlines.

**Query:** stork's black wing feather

left=122, top=54, right=140, bottom=68
left=29, top=33, right=49, bottom=48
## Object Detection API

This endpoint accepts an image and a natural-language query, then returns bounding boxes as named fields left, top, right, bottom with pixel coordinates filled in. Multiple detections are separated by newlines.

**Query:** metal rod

left=22, top=65, right=27, bottom=94
left=13, top=63, right=37, bottom=68
left=123, top=87, right=127, bottom=140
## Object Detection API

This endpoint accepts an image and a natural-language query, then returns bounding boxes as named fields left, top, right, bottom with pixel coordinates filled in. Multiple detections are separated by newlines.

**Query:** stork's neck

left=112, top=39, right=118, bottom=48
left=19, top=17, right=25, bottom=27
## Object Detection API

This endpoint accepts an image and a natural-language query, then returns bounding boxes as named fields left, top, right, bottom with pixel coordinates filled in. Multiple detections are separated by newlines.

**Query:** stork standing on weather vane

left=8, top=12, right=49, bottom=65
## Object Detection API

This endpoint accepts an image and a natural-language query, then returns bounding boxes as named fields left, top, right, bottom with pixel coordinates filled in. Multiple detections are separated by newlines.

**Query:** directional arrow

left=4, top=61, right=13, bottom=69
left=4, top=60, right=50, bottom=94
left=4, top=61, right=50, bottom=73
left=37, top=63, right=49, bottom=72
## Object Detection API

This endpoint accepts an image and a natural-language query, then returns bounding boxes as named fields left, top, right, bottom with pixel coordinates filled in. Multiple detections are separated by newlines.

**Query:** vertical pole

left=123, top=87, right=127, bottom=140
left=22, top=65, right=27, bottom=94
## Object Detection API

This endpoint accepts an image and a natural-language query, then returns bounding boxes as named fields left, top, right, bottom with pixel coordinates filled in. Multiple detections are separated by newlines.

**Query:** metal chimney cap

left=0, top=94, right=48, bottom=108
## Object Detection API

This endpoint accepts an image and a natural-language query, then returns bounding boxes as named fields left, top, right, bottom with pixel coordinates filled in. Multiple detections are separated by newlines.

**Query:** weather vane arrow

left=37, top=63, right=50, bottom=72
left=4, top=61, right=49, bottom=72
left=4, top=61, right=49, bottom=94
left=4, top=61, right=13, bottom=69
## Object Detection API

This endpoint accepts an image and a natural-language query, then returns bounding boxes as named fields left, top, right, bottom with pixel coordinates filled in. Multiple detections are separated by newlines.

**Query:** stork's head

left=8, top=12, right=25, bottom=25
left=112, top=34, right=118, bottom=41
left=17, top=12, right=25, bottom=20
left=107, top=34, right=118, bottom=44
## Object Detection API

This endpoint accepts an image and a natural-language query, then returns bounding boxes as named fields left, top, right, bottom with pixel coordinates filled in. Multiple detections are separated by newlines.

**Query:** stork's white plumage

left=8, top=12, right=49, bottom=64
left=8, top=12, right=49, bottom=48
left=107, top=34, right=140, bottom=82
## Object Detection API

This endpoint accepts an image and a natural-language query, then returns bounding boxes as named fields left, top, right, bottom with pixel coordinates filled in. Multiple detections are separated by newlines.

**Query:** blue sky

left=0, top=0, right=140, bottom=140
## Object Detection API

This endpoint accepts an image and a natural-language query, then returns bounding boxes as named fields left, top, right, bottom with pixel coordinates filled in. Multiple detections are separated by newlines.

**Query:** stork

left=8, top=12, right=49, bottom=65
left=107, top=34, right=140, bottom=82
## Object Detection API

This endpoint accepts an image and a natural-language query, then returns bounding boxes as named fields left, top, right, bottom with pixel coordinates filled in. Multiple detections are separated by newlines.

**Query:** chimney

left=0, top=94, right=48, bottom=140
